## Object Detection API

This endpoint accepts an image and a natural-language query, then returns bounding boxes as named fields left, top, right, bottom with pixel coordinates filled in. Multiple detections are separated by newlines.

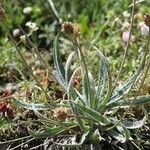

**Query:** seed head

left=53, top=106, right=70, bottom=121
left=144, top=14, right=150, bottom=27
left=61, top=22, right=80, bottom=36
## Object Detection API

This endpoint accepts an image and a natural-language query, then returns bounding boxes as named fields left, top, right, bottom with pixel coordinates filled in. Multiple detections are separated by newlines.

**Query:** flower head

left=144, top=14, right=150, bottom=27
left=61, top=22, right=80, bottom=36
left=122, top=31, right=130, bottom=42
left=0, top=102, right=13, bottom=118
left=122, top=31, right=135, bottom=42
left=53, top=106, right=70, bottom=121
left=139, top=22, right=149, bottom=36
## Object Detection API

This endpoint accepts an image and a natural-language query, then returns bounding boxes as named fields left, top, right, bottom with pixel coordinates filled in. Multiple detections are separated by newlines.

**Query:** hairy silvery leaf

left=122, top=110, right=147, bottom=129
left=74, top=89, right=86, bottom=105
left=96, top=50, right=112, bottom=109
left=52, top=70, right=66, bottom=89
left=108, top=53, right=146, bottom=106
left=107, top=130, right=126, bottom=143
left=54, top=131, right=91, bottom=147
left=71, top=101, right=110, bottom=126
left=109, top=75, right=140, bottom=104
left=106, top=95, right=150, bottom=109
left=13, top=98, right=50, bottom=110
left=95, top=50, right=108, bottom=103
left=31, top=126, right=67, bottom=139
left=53, top=33, right=65, bottom=82
left=65, top=51, right=75, bottom=84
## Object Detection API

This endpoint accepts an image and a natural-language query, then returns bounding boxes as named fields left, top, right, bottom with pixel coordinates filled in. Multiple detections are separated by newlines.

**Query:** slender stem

left=113, top=0, right=137, bottom=90
left=47, top=0, right=61, bottom=21
left=19, top=27, right=52, bottom=74
left=9, top=138, right=35, bottom=150
left=0, top=136, right=32, bottom=145
left=29, top=143, right=44, bottom=150
left=4, top=7, right=53, bottom=79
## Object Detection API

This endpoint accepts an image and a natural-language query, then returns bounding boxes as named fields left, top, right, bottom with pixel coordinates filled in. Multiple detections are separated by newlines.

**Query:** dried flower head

left=144, top=14, right=150, bottom=27
left=61, top=22, right=80, bottom=36
left=0, top=6, right=5, bottom=21
left=53, top=106, right=70, bottom=121
left=0, top=102, right=13, bottom=118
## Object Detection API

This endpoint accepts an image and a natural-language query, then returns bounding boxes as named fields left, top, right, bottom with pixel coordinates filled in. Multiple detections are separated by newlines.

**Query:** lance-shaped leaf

left=52, top=70, right=66, bottom=89
left=98, top=51, right=112, bottom=108
left=65, top=51, right=75, bottom=84
left=71, top=101, right=110, bottom=126
left=106, top=95, right=150, bottom=109
left=88, top=71, right=97, bottom=109
left=53, top=33, right=65, bottom=83
left=94, top=50, right=108, bottom=105
left=67, top=67, right=87, bottom=131
left=116, top=124, right=131, bottom=141
left=31, top=126, right=67, bottom=139
left=121, top=109, right=147, bottom=129
left=107, top=130, right=126, bottom=143
left=54, top=131, right=92, bottom=147
left=74, top=89, right=86, bottom=105
left=13, top=98, right=51, bottom=110
left=108, top=53, right=146, bottom=106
